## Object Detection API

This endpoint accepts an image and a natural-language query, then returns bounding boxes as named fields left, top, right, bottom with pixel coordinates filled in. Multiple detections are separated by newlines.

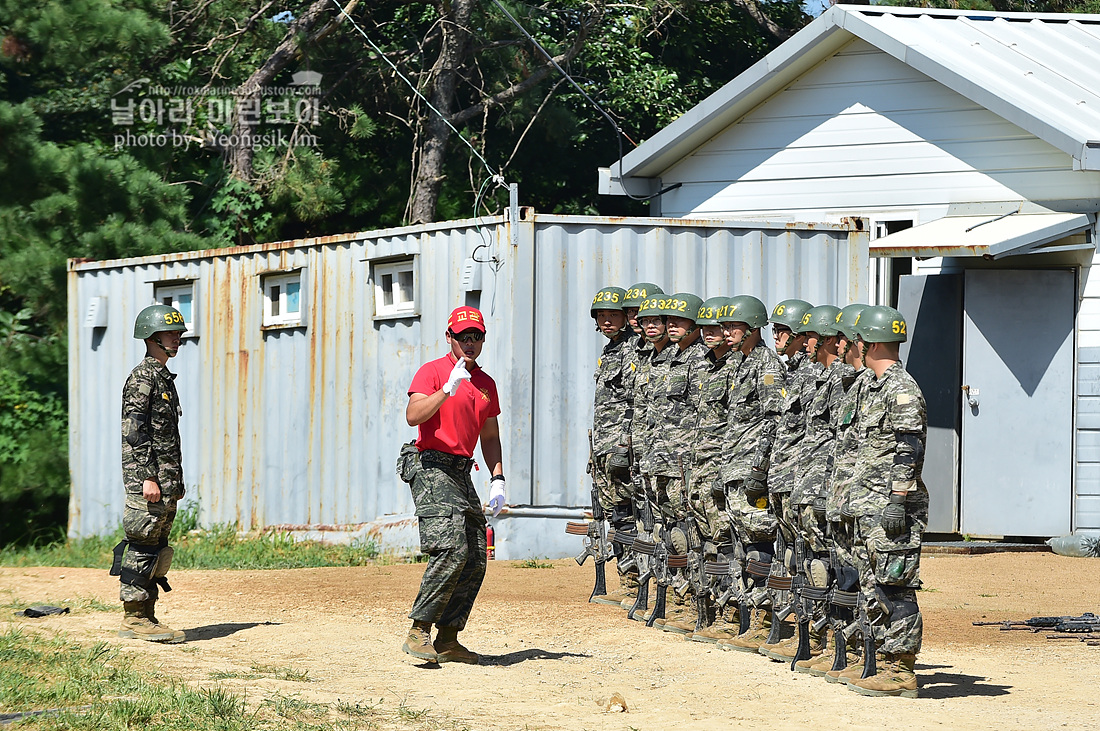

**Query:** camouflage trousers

left=687, top=461, right=732, bottom=543
left=408, top=462, right=488, bottom=631
left=727, top=481, right=778, bottom=545
left=592, top=454, right=634, bottom=512
left=852, top=504, right=924, bottom=655
left=120, top=494, right=178, bottom=603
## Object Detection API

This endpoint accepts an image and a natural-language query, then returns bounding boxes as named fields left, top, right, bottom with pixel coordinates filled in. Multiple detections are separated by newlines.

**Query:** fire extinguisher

left=486, top=524, right=495, bottom=560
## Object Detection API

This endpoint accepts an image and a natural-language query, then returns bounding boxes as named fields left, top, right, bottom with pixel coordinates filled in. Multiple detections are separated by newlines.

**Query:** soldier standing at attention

left=401, top=306, right=506, bottom=665
left=846, top=306, right=928, bottom=698
left=718, top=295, right=786, bottom=653
left=587, top=287, right=639, bottom=606
left=115, top=304, right=189, bottom=643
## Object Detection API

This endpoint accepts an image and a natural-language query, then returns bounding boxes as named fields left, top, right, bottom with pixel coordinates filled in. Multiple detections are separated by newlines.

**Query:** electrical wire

left=490, top=0, right=681, bottom=203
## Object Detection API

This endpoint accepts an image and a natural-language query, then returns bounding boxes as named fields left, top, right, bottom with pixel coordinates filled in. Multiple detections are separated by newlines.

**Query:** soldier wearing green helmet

left=681, top=296, right=744, bottom=642
left=715, top=295, right=786, bottom=653
left=585, top=286, right=637, bottom=607
left=640, top=293, right=709, bottom=633
left=756, top=300, right=826, bottom=659
left=842, top=305, right=929, bottom=698
left=622, top=282, right=663, bottom=337
left=115, top=304, right=189, bottom=644
left=769, top=299, right=813, bottom=361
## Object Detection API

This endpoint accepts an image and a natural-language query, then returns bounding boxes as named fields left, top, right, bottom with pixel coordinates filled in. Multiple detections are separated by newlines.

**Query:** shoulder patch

left=897, top=393, right=911, bottom=405
left=763, top=374, right=775, bottom=386
left=138, top=383, right=152, bottom=397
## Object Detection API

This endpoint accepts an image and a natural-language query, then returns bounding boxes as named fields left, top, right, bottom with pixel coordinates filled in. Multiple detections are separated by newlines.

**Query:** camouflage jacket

left=851, top=362, right=928, bottom=499
left=691, top=346, right=743, bottom=468
left=768, top=352, right=820, bottom=494
left=721, top=342, right=786, bottom=484
left=121, top=356, right=183, bottom=497
left=592, top=329, right=635, bottom=457
left=825, top=366, right=872, bottom=520
left=645, top=337, right=708, bottom=477
left=631, top=339, right=665, bottom=471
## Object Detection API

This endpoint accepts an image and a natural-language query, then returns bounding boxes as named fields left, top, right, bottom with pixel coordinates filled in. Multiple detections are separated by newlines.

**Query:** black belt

left=420, top=449, right=474, bottom=472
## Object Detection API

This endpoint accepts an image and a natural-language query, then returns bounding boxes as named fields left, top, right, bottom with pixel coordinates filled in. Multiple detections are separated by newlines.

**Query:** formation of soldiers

left=577, top=283, right=929, bottom=698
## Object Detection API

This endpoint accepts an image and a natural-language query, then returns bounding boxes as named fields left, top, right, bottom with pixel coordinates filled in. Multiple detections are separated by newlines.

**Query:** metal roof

left=869, top=211, right=1094, bottom=259
left=602, top=4, right=1100, bottom=193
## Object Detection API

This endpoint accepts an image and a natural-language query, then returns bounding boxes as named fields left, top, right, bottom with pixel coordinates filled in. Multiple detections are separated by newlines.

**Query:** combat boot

left=796, top=639, right=838, bottom=676
left=765, top=625, right=825, bottom=662
left=434, top=626, right=479, bottom=665
left=758, top=632, right=798, bottom=660
left=689, top=616, right=736, bottom=644
left=143, top=599, right=186, bottom=643
left=847, top=653, right=918, bottom=698
left=720, top=609, right=771, bottom=652
left=119, top=601, right=184, bottom=643
left=401, top=621, right=438, bottom=662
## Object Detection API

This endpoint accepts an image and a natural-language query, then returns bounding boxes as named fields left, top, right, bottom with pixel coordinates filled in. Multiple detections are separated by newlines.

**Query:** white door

left=960, top=269, right=1074, bottom=537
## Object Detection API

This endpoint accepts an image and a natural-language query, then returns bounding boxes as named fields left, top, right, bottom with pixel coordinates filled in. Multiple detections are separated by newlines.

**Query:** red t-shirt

left=408, top=354, right=501, bottom=457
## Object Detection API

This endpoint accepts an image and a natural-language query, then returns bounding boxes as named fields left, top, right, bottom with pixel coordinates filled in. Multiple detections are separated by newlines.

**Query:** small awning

left=870, top=212, right=1094, bottom=259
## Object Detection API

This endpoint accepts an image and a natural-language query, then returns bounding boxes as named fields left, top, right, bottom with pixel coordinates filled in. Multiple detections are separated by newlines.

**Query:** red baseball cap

left=448, top=306, right=486, bottom=333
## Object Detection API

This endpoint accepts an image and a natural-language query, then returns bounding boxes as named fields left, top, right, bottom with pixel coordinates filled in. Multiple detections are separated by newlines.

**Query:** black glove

left=606, top=445, right=631, bottom=479
left=743, top=468, right=768, bottom=500
left=881, top=492, right=908, bottom=537
left=812, top=496, right=826, bottom=522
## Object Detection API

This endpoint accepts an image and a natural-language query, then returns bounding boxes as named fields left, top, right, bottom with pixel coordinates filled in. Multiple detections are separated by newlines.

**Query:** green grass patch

left=211, top=663, right=312, bottom=682
left=515, top=558, right=555, bottom=569
left=0, top=626, right=459, bottom=730
left=0, top=509, right=379, bottom=571
left=0, top=594, right=117, bottom=614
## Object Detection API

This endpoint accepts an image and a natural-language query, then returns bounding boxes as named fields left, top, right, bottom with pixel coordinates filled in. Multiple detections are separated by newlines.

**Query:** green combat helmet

left=623, top=282, right=663, bottom=309
left=590, top=286, right=626, bottom=317
left=134, top=304, right=187, bottom=340
left=723, top=295, right=769, bottom=329
left=835, top=303, right=869, bottom=340
left=696, top=296, right=729, bottom=326
left=797, top=305, right=842, bottom=336
left=660, top=293, right=703, bottom=321
left=637, top=295, right=664, bottom=319
left=856, top=305, right=908, bottom=343
left=769, top=299, right=813, bottom=330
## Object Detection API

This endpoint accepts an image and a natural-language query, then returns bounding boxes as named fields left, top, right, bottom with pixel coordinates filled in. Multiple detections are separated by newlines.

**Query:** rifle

left=764, top=527, right=794, bottom=646
left=788, top=535, right=813, bottom=667
left=677, top=456, right=709, bottom=633
left=705, top=545, right=743, bottom=621
left=1047, top=632, right=1100, bottom=640
left=626, top=473, right=655, bottom=621
left=973, top=612, right=1099, bottom=631
left=858, top=590, right=877, bottom=679
left=565, top=430, right=611, bottom=602
left=827, top=529, right=860, bottom=673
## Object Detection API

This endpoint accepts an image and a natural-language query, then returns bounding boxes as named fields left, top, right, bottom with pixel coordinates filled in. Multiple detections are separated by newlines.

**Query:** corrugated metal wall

left=68, top=213, right=867, bottom=539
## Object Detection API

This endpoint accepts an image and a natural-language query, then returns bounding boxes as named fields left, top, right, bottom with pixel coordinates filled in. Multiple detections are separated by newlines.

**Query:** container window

left=373, top=259, right=416, bottom=318
left=264, top=272, right=304, bottom=327
left=154, top=283, right=196, bottom=336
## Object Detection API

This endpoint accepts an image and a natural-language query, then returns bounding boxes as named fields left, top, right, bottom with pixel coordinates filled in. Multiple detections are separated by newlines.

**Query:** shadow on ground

left=479, top=649, right=590, bottom=667
left=917, top=669, right=1012, bottom=699
left=185, top=621, right=279, bottom=641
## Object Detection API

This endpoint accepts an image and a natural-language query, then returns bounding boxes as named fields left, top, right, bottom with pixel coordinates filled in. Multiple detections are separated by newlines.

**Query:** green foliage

left=0, top=519, right=380, bottom=570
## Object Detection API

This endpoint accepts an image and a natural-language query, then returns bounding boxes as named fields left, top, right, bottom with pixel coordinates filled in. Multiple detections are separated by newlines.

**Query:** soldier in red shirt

left=400, top=306, right=505, bottom=665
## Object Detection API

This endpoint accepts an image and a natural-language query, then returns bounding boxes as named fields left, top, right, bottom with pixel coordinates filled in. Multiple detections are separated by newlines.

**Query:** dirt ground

left=3, top=552, right=1100, bottom=730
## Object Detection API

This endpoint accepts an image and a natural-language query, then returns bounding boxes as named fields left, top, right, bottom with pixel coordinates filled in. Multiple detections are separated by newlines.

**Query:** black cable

left=491, top=0, right=682, bottom=203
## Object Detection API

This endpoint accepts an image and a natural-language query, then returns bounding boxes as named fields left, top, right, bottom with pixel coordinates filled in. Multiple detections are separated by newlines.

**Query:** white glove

left=443, top=358, right=471, bottom=396
left=488, top=479, right=506, bottom=517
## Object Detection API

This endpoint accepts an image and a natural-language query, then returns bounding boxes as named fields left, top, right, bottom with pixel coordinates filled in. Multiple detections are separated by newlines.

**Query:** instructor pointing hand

left=401, top=305, right=505, bottom=665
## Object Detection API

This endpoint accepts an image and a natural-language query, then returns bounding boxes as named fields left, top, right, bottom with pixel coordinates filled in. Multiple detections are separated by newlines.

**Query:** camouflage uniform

left=591, top=329, right=635, bottom=511
left=825, top=365, right=871, bottom=652
left=647, top=339, right=709, bottom=522
left=849, top=362, right=929, bottom=655
left=796, top=358, right=844, bottom=552
left=407, top=456, right=488, bottom=631
left=769, top=352, right=819, bottom=558
left=721, top=342, right=785, bottom=611
left=119, top=356, right=184, bottom=604
left=689, top=347, right=742, bottom=543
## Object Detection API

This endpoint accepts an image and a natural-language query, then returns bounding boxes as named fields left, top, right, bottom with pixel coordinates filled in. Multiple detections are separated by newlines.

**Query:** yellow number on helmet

left=774, top=305, right=785, bottom=315
left=892, top=321, right=901, bottom=333
left=163, top=313, right=173, bottom=324
left=802, top=313, right=811, bottom=325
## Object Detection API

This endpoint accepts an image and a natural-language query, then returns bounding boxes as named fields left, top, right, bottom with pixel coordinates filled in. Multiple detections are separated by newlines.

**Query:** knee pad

left=745, top=542, right=773, bottom=563
left=876, top=584, right=919, bottom=622
left=809, top=558, right=830, bottom=589
left=835, top=565, right=860, bottom=592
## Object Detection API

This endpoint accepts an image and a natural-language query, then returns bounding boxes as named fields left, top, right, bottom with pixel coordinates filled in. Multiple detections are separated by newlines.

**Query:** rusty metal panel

left=67, top=213, right=865, bottom=539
